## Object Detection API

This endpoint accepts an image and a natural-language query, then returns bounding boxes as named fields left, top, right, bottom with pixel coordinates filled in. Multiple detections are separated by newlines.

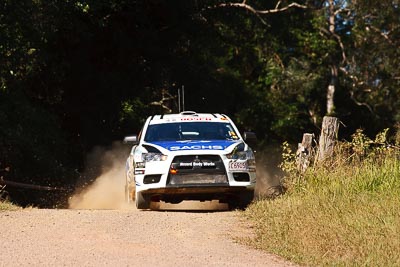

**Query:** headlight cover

left=226, top=150, right=248, bottom=160
left=142, top=153, right=168, bottom=162
left=226, top=143, right=254, bottom=160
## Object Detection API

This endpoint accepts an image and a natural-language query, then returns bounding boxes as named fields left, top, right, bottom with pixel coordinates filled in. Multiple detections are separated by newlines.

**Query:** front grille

left=168, top=173, right=228, bottom=185
left=167, top=155, right=227, bottom=186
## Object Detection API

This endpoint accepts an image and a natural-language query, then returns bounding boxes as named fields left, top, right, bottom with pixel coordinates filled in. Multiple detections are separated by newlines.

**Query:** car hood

left=148, top=140, right=240, bottom=152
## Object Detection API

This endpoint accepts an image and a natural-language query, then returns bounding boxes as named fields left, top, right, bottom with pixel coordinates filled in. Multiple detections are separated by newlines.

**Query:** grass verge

left=1, top=184, right=20, bottom=211
left=0, top=200, right=20, bottom=211
left=244, top=136, right=400, bottom=266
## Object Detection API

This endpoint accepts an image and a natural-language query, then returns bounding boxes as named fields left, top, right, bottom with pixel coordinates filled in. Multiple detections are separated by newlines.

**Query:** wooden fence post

left=296, top=133, right=314, bottom=173
left=318, top=116, right=339, bottom=162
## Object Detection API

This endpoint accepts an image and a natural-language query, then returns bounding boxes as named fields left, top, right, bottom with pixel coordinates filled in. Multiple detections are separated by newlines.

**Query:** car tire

left=135, top=191, right=150, bottom=209
left=228, top=191, right=254, bottom=210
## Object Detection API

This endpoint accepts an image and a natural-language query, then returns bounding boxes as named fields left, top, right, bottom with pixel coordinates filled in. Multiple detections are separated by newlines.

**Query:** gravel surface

left=0, top=205, right=296, bottom=267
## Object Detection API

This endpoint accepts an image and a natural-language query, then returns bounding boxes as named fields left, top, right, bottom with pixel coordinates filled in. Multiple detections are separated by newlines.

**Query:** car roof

left=147, top=111, right=231, bottom=124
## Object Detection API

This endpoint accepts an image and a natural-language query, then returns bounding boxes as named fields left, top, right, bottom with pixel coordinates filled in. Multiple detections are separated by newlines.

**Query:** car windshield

left=144, top=122, right=240, bottom=142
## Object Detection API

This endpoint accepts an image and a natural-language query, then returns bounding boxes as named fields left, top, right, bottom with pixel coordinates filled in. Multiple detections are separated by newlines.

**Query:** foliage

left=347, top=1, right=400, bottom=121
left=0, top=90, right=76, bottom=186
left=1, top=0, right=400, bottom=205
left=0, top=201, right=19, bottom=211
left=244, top=129, right=400, bottom=266
left=279, top=141, right=298, bottom=175
left=0, top=185, right=19, bottom=211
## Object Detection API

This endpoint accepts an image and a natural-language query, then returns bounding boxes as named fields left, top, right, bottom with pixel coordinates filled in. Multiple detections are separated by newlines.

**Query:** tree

left=208, top=0, right=400, bottom=137
left=343, top=0, right=400, bottom=127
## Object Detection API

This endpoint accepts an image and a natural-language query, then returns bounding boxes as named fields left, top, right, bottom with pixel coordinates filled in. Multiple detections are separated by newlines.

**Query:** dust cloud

left=68, top=142, right=131, bottom=210
left=67, top=141, right=228, bottom=211
left=68, top=143, right=284, bottom=210
left=254, top=153, right=285, bottom=199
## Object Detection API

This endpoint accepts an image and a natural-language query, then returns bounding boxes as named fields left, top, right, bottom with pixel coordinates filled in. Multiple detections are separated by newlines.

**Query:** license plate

left=229, top=161, right=248, bottom=171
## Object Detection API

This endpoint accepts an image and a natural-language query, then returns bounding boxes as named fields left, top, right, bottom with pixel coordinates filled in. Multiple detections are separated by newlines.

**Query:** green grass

left=0, top=200, right=19, bottom=211
left=244, top=150, right=400, bottom=266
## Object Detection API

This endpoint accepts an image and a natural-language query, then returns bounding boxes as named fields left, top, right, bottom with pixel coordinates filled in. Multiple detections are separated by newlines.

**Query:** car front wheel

left=135, top=191, right=151, bottom=209
left=228, top=191, right=254, bottom=210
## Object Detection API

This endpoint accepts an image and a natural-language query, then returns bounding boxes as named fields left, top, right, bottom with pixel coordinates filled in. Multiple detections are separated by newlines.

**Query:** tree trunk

left=296, top=133, right=314, bottom=173
left=318, top=116, right=339, bottom=162
left=327, top=0, right=338, bottom=115
left=327, top=65, right=338, bottom=115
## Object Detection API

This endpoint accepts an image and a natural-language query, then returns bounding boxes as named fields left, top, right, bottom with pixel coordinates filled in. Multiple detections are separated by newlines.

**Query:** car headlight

left=226, top=150, right=248, bottom=160
left=142, top=153, right=168, bottom=162
left=226, top=143, right=254, bottom=160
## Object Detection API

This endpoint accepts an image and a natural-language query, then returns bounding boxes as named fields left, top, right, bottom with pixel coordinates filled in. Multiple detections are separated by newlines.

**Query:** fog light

left=143, top=174, right=161, bottom=184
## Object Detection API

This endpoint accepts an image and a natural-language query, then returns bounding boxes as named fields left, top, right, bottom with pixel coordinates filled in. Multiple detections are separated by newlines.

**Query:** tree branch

left=319, top=26, right=348, bottom=65
left=368, top=26, right=395, bottom=45
left=334, top=7, right=351, bottom=16
left=349, top=90, right=374, bottom=114
left=339, top=66, right=375, bottom=115
left=217, top=2, right=308, bottom=14
left=149, top=89, right=176, bottom=113
left=208, top=1, right=308, bottom=25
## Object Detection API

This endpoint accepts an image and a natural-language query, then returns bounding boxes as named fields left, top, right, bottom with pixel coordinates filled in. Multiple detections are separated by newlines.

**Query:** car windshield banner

left=150, top=140, right=238, bottom=151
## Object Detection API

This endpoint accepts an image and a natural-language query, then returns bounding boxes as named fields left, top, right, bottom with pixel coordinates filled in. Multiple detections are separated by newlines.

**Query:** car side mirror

left=123, top=135, right=138, bottom=145
left=243, top=131, right=257, bottom=146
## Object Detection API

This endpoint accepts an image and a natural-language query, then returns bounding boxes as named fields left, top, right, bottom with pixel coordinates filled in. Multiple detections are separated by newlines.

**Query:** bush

left=244, top=129, right=400, bottom=266
left=0, top=89, right=77, bottom=206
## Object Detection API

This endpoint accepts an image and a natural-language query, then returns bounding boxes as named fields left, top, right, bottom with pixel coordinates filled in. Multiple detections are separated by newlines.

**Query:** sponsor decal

left=151, top=140, right=238, bottom=151
left=229, top=131, right=238, bottom=139
left=135, top=162, right=146, bottom=168
left=179, top=162, right=216, bottom=167
left=229, top=161, right=248, bottom=171
left=170, top=145, right=224, bottom=151
left=181, top=117, right=211, bottom=121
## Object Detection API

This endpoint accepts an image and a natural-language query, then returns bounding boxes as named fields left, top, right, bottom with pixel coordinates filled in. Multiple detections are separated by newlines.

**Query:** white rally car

left=124, top=111, right=257, bottom=210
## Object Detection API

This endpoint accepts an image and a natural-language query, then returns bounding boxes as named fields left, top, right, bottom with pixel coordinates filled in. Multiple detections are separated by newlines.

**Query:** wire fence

left=0, top=177, right=70, bottom=192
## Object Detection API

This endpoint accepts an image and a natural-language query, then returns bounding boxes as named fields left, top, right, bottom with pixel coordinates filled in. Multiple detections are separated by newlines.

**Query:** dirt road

left=0, top=204, right=295, bottom=267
